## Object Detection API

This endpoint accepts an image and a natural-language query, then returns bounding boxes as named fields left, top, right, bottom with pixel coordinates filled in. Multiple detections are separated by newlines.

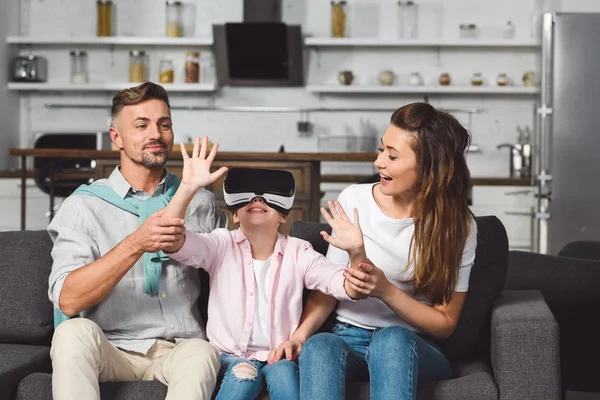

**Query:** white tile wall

left=3, top=0, right=600, bottom=177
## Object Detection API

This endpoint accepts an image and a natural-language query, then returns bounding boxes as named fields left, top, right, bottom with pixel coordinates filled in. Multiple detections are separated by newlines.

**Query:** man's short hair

left=111, top=82, right=170, bottom=126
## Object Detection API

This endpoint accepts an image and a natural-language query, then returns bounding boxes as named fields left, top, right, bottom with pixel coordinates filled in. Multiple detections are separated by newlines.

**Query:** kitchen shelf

left=7, top=82, right=218, bottom=92
left=304, top=37, right=540, bottom=48
left=6, top=36, right=213, bottom=46
left=305, top=85, right=540, bottom=95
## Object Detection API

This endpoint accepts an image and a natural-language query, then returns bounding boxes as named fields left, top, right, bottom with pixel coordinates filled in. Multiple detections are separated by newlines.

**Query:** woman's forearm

left=379, top=285, right=465, bottom=339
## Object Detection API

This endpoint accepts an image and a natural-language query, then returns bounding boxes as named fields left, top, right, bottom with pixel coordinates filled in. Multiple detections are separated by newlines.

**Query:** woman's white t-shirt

left=327, top=183, right=478, bottom=331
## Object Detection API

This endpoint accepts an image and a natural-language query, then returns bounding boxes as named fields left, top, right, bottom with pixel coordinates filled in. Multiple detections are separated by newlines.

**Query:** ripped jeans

left=215, top=354, right=299, bottom=400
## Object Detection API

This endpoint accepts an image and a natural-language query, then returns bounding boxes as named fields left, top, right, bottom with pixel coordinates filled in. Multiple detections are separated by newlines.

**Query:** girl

left=160, top=137, right=361, bottom=400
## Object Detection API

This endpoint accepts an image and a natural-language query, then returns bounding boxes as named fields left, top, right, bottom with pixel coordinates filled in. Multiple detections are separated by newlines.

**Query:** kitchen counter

left=7, top=147, right=534, bottom=230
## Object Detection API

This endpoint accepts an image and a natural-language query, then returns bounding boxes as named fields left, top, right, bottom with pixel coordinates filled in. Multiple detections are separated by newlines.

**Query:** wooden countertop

left=6, top=148, right=533, bottom=186
left=10, top=148, right=379, bottom=162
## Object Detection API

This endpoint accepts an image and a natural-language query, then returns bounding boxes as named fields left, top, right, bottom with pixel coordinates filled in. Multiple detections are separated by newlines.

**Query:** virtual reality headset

left=223, top=168, right=296, bottom=215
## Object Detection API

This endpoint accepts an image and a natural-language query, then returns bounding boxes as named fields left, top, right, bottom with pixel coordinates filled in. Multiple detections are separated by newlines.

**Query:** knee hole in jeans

left=232, top=363, right=258, bottom=380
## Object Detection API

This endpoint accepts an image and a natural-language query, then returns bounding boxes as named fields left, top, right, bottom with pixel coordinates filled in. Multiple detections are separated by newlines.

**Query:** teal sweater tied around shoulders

left=53, top=173, right=181, bottom=328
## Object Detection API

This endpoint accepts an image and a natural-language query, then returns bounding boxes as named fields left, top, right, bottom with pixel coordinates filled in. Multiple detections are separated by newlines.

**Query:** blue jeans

left=216, top=354, right=299, bottom=400
left=299, top=322, right=453, bottom=400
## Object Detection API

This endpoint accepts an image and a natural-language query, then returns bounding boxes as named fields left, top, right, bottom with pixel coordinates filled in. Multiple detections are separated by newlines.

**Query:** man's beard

left=127, top=146, right=169, bottom=168
left=140, top=151, right=168, bottom=168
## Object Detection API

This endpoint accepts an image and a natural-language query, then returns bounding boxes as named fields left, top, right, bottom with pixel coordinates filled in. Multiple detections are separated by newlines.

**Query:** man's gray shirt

left=48, top=167, right=227, bottom=354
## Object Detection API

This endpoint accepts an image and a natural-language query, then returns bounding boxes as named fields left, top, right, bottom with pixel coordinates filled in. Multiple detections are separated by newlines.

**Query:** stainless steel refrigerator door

left=549, top=13, right=600, bottom=254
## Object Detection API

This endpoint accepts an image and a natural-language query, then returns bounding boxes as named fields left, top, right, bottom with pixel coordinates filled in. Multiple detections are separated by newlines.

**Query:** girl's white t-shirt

left=247, top=257, right=271, bottom=352
left=327, top=183, right=478, bottom=331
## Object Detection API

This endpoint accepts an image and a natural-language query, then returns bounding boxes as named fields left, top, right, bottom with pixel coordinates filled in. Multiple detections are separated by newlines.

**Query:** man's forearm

left=58, top=234, right=144, bottom=316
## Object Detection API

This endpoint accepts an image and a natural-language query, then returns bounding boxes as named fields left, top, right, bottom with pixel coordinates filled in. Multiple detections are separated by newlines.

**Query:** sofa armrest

left=490, top=290, right=561, bottom=400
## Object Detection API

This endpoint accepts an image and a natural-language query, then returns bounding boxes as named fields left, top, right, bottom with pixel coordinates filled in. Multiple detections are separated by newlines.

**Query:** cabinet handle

left=504, top=189, right=533, bottom=196
left=504, top=211, right=534, bottom=216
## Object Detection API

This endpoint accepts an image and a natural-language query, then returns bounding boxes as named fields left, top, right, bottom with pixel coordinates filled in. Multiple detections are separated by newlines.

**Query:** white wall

left=7, top=0, right=600, bottom=177
left=0, top=1, right=21, bottom=170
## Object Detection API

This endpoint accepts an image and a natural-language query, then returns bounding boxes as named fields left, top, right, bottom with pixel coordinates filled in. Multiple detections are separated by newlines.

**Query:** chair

left=32, top=133, right=99, bottom=220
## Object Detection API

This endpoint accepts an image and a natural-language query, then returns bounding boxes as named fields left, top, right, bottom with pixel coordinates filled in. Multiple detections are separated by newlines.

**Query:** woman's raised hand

left=320, top=200, right=364, bottom=253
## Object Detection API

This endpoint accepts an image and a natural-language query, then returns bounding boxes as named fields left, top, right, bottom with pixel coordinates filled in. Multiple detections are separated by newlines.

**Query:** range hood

left=212, top=0, right=304, bottom=87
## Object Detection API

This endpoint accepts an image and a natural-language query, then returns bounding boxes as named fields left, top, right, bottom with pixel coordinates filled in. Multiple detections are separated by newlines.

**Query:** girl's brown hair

left=391, top=102, right=474, bottom=305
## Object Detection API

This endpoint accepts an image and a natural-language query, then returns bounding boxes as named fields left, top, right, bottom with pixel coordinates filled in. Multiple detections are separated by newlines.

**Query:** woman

left=280, top=102, right=477, bottom=399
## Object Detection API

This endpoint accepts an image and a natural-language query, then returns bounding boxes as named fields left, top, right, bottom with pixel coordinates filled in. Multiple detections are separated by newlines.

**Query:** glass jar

left=129, top=50, right=147, bottom=83
left=185, top=51, right=200, bottom=83
left=497, top=73, right=509, bottom=86
left=166, top=1, right=183, bottom=37
left=70, top=50, right=89, bottom=84
left=504, top=20, right=516, bottom=39
left=96, top=0, right=112, bottom=37
left=459, top=23, right=478, bottom=39
left=409, top=72, right=423, bottom=86
left=439, top=72, right=451, bottom=86
left=159, top=59, right=174, bottom=83
left=471, top=73, right=484, bottom=86
left=397, top=1, right=418, bottom=39
left=331, top=1, right=347, bottom=38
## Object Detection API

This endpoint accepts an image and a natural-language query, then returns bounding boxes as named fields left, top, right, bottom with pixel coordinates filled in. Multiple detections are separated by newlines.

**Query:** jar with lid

left=331, top=1, right=347, bottom=38
left=409, top=72, right=423, bottom=86
left=184, top=52, right=200, bottom=83
left=439, top=72, right=451, bottom=86
left=166, top=1, right=183, bottom=37
left=129, top=50, right=147, bottom=83
left=96, top=0, right=113, bottom=37
left=471, top=72, right=484, bottom=86
left=398, top=1, right=418, bottom=39
left=459, top=23, right=478, bottom=39
left=497, top=73, right=509, bottom=86
left=159, top=59, right=174, bottom=83
left=70, top=50, right=89, bottom=84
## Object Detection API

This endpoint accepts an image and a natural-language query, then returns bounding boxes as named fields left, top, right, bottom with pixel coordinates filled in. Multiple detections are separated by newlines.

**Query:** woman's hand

left=320, top=200, right=364, bottom=255
left=179, top=136, right=228, bottom=192
left=267, top=340, right=304, bottom=364
left=343, top=262, right=396, bottom=300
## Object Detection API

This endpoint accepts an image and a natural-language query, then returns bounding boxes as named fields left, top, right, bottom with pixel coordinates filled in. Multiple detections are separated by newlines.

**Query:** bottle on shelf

left=166, top=1, right=183, bottom=38
left=331, top=1, right=348, bottom=38
left=159, top=59, right=174, bottom=83
left=96, top=0, right=113, bottom=37
left=129, top=50, right=147, bottom=83
left=397, top=1, right=419, bottom=39
left=185, top=51, right=200, bottom=83
left=70, top=50, right=89, bottom=84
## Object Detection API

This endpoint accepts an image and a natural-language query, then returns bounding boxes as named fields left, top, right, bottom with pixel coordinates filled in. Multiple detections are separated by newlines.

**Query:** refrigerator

left=535, top=12, right=600, bottom=254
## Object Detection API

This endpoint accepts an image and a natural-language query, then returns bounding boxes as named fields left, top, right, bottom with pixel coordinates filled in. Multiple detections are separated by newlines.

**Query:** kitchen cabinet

left=470, top=185, right=535, bottom=251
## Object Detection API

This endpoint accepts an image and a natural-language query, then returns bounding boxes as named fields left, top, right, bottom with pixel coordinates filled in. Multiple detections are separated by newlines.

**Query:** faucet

left=497, top=143, right=531, bottom=179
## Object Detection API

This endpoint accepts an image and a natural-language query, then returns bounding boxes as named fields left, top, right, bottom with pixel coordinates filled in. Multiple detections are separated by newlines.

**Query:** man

left=47, top=82, right=226, bottom=400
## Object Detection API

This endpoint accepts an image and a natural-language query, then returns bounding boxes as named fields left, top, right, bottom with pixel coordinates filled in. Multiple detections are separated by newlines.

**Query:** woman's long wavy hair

left=392, top=103, right=474, bottom=306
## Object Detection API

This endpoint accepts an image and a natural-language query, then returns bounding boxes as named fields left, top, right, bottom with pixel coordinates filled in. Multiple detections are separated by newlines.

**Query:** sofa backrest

left=0, top=230, right=54, bottom=345
left=289, top=216, right=509, bottom=362
left=506, top=250, right=600, bottom=393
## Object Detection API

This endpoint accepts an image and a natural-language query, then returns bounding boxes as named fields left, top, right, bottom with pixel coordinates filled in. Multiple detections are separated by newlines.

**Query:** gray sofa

left=1, top=216, right=561, bottom=400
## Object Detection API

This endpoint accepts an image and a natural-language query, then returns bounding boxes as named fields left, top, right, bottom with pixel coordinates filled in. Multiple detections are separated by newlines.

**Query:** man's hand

left=267, top=340, right=304, bottom=364
left=320, top=200, right=364, bottom=256
left=180, top=136, right=228, bottom=193
left=130, top=209, right=186, bottom=253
